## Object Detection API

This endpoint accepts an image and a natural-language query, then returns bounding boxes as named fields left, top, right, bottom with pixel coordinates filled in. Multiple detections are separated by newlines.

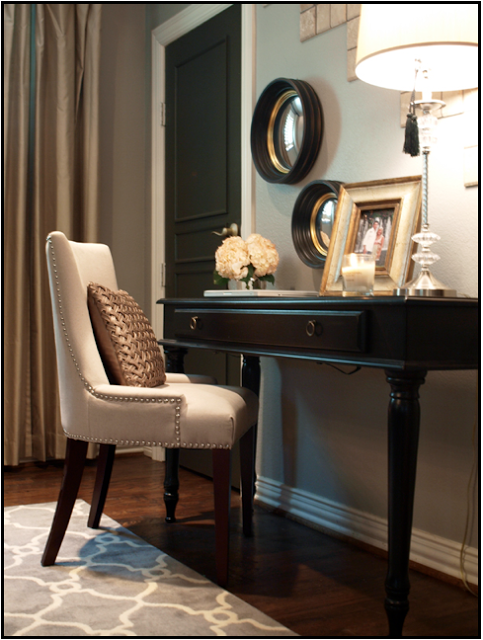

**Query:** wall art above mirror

left=292, top=180, right=342, bottom=267
left=250, top=78, right=323, bottom=184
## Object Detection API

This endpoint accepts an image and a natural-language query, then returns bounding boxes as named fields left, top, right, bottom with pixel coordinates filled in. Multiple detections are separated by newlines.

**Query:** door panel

left=175, top=41, right=227, bottom=220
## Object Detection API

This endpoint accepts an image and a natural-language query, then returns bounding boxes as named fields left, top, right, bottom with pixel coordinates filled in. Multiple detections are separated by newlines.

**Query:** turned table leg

left=242, top=355, right=260, bottom=499
left=241, top=355, right=261, bottom=396
left=384, top=369, right=427, bottom=638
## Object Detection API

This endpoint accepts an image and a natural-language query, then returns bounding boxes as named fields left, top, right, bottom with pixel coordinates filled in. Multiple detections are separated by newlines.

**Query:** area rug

left=4, top=501, right=298, bottom=637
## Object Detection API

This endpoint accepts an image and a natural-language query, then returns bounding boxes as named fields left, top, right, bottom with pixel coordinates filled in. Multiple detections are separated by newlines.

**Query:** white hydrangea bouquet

left=214, top=233, right=280, bottom=288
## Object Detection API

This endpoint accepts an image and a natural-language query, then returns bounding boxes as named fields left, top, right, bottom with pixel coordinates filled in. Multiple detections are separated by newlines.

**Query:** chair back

left=45, top=231, right=118, bottom=435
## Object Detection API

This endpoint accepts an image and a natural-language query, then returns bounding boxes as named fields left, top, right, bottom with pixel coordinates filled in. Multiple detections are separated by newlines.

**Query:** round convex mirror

left=292, top=180, right=343, bottom=268
left=251, top=78, right=323, bottom=184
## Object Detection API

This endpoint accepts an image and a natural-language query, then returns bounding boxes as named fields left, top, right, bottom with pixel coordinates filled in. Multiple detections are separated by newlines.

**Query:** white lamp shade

left=355, top=4, right=479, bottom=91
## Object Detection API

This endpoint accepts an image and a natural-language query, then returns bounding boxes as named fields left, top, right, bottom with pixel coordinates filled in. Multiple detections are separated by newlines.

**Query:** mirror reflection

left=311, top=195, right=337, bottom=256
left=274, top=95, right=304, bottom=170
left=268, top=91, right=305, bottom=173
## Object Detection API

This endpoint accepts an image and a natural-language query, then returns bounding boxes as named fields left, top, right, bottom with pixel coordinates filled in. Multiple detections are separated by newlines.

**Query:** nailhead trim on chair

left=47, top=236, right=231, bottom=450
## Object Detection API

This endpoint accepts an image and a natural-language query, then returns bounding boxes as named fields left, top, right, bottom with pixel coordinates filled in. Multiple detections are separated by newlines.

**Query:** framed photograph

left=319, top=176, right=422, bottom=295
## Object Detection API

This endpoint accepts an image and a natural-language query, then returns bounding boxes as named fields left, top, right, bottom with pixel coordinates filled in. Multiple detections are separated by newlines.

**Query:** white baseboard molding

left=144, top=446, right=164, bottom=462
left=255, top=475, right=478, bottom=586
left=115, top=447, right=144, bottom=456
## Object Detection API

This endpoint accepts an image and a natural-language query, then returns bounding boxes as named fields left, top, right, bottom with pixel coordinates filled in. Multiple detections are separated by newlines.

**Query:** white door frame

left=150, top=4, right=256, bottom=337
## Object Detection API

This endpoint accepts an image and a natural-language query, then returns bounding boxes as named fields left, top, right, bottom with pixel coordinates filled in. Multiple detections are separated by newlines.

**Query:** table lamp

left=355, top=4, right=478, bottom=297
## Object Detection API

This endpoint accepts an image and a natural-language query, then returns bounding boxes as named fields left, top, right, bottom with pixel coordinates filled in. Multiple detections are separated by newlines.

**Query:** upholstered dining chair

left=41, top=231, right=258, bottom=586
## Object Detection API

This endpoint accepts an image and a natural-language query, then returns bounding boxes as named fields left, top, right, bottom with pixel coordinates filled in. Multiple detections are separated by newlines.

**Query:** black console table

left=158, top=295, right=478, bottom=637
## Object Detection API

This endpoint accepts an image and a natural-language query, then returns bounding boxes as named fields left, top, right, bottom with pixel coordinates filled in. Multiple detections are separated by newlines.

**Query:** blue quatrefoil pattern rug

left=4, top=501, right=298, bottom=637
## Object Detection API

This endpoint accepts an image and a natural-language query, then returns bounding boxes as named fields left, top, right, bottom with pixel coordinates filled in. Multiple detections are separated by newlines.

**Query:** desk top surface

left=158, top=294, right=478, bottom=306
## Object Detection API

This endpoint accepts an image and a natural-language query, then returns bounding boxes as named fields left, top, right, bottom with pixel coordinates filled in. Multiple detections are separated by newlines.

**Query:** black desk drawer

left=174, top=309, right=367, bottom=353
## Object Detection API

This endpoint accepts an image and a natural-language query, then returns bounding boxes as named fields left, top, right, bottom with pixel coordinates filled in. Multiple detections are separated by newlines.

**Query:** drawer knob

left=190, top=316, right=203, bottom=330
left=306, top=320, right=322, bottom=337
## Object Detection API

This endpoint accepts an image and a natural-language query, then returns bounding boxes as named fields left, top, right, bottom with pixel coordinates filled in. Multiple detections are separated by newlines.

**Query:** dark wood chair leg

left=212, top=448, right=232, bottom=588
left=239, top=425, right=256, bottom=537
left=162, top=346, right=186, bottom=524
left=88, top=443, right=116, bottom=529
left=164, top=448, right=180, bottom=523
left=41, top=438, right=88, bottom=566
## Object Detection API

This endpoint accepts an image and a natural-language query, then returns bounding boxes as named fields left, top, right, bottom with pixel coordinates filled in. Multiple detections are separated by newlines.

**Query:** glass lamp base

left=394, top=268, right=457, bottom=298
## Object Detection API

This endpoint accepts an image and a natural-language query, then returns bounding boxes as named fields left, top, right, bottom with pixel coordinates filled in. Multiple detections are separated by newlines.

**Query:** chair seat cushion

left=87, top=283, right=166, bottom=387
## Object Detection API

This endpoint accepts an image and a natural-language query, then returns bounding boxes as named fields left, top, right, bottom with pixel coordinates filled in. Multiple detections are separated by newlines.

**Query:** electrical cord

left=320, top=362, right=362, bottom=376
left=319, top=360, right=477, bottom=592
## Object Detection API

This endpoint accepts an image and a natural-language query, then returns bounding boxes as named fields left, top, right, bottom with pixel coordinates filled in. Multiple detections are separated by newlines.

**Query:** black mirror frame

left=291, top=179, right=343, bottom=268
left=250, top=78, right=323, bottom=185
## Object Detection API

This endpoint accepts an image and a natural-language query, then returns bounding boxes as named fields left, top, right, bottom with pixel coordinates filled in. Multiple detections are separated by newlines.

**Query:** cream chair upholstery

left=42, top=231, right=258, bottom=586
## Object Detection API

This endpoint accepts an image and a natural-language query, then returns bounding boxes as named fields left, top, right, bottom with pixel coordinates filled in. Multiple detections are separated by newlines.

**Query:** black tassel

left=403, top=75, right=420, bottom=157
left=403, top=111, right=420, bottom=157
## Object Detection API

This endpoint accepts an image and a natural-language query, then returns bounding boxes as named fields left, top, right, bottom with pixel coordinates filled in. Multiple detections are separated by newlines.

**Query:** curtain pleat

left=75, top=4, right=101, bottom=243
left=3, top=4, right=102, bottom=466
left=4, top=4, right=32, bottom=466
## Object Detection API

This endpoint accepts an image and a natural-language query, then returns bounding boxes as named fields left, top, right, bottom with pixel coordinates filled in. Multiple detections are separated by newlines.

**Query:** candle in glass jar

left=341, top=253, right=375, bottom=294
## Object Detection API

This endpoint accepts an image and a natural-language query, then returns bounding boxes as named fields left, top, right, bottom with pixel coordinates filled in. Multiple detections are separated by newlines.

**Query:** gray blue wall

left=99, top=4, right=478, bottom=569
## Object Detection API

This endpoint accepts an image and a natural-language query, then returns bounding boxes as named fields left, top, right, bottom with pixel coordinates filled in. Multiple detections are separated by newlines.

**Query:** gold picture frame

left=319, top=176, right=422, bottom=296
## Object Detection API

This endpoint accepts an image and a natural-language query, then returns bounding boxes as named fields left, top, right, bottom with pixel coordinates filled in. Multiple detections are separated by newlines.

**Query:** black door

left=165, top=5, right=242, bottom=478
left=165, top=4, right=241, bottom=299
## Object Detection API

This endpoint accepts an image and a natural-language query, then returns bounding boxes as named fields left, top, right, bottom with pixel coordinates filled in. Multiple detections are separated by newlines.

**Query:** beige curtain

left=4, top=4, right=102, bottom=466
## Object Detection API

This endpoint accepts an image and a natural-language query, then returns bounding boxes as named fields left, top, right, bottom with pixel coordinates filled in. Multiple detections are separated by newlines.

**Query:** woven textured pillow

left=87, top=283, right=166, bottom=387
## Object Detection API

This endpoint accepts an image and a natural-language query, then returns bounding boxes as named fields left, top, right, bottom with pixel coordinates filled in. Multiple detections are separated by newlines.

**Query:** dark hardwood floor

left=4, top=452, right=479, bottom=638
